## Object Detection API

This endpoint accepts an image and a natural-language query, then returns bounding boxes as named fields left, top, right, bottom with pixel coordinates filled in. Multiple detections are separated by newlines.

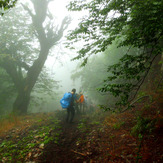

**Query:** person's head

left=71, top=88, right=76, bottom=94
left=79, top=91, right=83, bottom=95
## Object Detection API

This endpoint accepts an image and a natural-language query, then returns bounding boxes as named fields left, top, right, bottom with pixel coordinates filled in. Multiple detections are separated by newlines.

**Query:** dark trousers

left=79, top=103, right=84, bottom=113
left=66, top=106, right=75, bottom=122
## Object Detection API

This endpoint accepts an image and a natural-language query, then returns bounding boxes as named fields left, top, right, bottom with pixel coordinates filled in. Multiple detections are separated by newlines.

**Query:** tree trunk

left=13, top=90, right=30, bottom=115
left=13, top=48, right=49, bottom=115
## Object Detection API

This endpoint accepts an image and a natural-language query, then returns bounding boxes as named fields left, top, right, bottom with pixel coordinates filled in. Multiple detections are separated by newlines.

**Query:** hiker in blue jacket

left=66, top=88, right=77, bottom=123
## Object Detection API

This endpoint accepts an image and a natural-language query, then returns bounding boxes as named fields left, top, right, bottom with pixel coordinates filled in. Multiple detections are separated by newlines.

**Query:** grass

left=0, top=112, right=57, bottom=136
left=113, top=121, right=125, bottom=129
left=0, top=113, right=21, bottom=135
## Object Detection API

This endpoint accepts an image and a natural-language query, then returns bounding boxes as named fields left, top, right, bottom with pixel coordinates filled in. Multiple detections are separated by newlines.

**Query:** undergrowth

left=0, top=117, right=61, bottom=162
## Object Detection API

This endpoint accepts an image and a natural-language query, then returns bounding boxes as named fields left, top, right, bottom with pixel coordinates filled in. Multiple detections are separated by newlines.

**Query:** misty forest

left=0, top=0, right=162, bottom=162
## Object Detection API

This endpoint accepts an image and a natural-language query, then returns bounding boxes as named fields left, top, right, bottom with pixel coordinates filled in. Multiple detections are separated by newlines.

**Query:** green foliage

left=67, top=0, right=163, bottom=55
left=132, top=115, right=156, bottom=163
left=113, top=121, right=125, bottom=129
left=0, top=6, right=38, bottom=66
left=67, top=0, right=163, bottom=110
left=131, top=116, right=156, bottom=137
left=77, top=118, right=88, bottom=133
left=0, top=0, right=17, bottom=15
left=71, top=41, right=141, bottom=108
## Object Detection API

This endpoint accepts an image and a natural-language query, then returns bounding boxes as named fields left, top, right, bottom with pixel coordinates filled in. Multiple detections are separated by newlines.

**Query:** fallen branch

left=71, top=150, right=87, bottom=156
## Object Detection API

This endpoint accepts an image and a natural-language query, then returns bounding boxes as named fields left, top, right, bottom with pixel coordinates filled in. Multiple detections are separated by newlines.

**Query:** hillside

left=0, top=91, right=162, bottom=163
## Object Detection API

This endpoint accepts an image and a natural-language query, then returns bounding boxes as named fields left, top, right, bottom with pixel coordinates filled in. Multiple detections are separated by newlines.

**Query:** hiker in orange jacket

left=78, top=91, right=85, bottom=113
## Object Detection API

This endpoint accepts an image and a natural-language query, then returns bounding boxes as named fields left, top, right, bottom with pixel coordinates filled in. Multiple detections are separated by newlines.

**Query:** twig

left=71, top=150, right=87, bottom=156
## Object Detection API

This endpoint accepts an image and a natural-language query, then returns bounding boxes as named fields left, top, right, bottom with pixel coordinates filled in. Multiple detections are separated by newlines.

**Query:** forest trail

left=40, top=115, right=84, bottom=162
left=0, top=96, right=162, bottom=163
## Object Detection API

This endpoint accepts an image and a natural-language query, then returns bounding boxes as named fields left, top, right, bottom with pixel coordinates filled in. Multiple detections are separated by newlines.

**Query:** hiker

left=78, top=91, right=85, bottom=113
left=60, top=88, right=77, bottom=123
left=66, top=88, right=77, bottom=123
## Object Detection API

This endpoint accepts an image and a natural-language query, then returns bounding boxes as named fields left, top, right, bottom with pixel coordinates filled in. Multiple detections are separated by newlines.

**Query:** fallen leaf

left=39, top=143, right=44, bottom=149
left=33, top=153, right=39, bottom=158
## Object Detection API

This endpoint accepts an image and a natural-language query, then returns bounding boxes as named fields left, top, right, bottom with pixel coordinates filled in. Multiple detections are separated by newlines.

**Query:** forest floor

left=0, top=92, right=162, bottom=163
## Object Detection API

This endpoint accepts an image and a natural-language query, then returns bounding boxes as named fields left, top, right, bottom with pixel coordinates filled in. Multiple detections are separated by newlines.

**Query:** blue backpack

left=60, top=92, right=72, bottom=109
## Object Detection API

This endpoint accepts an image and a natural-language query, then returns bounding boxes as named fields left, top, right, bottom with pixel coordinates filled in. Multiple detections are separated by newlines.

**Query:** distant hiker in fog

left=84, top=95, right=88, bottom=111
left=74, top=93, right=80, bottom=114
left=60, top=88, right=77, bottom=123
left=78, top=91, right=85, bottom=113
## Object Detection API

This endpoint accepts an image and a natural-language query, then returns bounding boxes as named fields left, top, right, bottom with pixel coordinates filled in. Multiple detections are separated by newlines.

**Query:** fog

left=45, top=54, right=82, bottom=93
left=0, top=0, right=87, bottom=115
left=45, top=0, right=84, bottom=93
left=0, top=0, right=123, bottom=115
left=0, top=0, right=148, bottom=115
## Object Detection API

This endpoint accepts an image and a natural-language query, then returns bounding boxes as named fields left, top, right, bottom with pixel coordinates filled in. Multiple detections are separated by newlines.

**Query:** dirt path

left=39, top=121, right=81, bottom=162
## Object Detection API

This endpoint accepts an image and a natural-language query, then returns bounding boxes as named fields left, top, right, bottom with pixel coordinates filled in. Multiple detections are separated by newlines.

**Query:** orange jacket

left=78, top=94, right=84, bottom=103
